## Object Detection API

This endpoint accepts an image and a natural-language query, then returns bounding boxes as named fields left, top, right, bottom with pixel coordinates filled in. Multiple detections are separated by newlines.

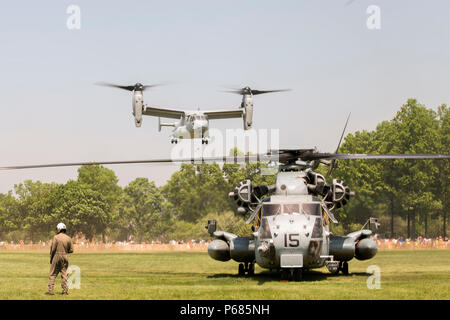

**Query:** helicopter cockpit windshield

left=262, top=204, right=281, bottom=217
left=262, top=203, right=322, bottom=216
left=283, top=204, right=300, bottom=214
left=301, top=203, right=321, bottom=216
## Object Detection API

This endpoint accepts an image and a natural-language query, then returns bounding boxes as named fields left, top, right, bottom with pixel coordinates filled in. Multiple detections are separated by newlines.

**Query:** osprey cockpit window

left=283, top=204, right=300, bottom=214
left=262, top=204, right=281, bottom=217
left=302, top=203, right=321, bottom=216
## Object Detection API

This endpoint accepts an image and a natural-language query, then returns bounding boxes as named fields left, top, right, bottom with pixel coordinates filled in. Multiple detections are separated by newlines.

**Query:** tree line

left=0, top=155, right=275, bottom=242
left=0, top=99, right=448, bottom=242
left=332, top=99, right=449, bottom=239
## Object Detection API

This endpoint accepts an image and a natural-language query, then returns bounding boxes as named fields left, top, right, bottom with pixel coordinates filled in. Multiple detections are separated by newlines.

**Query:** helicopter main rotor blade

left=326, top=112, right=351, bottom=179
left=0, top=159, right=173, bottom=170
left=1, top=151, right=448, bottom=171
left=0, top=154, right=279, bottom=171
left=335, top=113, right=351, bottom=154
left=304, top=153, right=450, bottom=160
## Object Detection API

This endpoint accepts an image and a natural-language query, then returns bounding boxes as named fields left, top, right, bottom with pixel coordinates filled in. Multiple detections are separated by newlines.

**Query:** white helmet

left=56, top=223, right=67, bottom=232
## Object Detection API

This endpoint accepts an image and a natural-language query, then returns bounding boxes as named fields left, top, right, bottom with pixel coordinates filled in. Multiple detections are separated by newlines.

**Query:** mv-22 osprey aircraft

left=97, top=82, right=288, bottom=144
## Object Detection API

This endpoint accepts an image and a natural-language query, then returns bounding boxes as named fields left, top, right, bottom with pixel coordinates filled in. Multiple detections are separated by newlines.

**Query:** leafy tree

left=333, top=129, right=382, bottom=227
left=77, top=164, right=122, bottom=208
left=13, top=180, right=61, bottom=241
left=388, top=99, right=441, bottom=238
left=0, top=192, right=20, bottom=237
left=436, top=104, right=450, bottom=237
left=53, top=180, right=110, bottom=240
left=332, top=99, right=446, bottom=238
left=163, top=163, right=230, bottom=222
left=118, top=178, right=165, bottom=242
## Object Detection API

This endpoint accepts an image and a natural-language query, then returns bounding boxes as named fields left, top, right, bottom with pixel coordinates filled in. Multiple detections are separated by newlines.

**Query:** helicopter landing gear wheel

left=248, top=263, right=255, bottom=276
left=238, top=263, right=245, bottom=276
left=341, top=261, right=349, bottom=275
left=280, top=269, right=290, bottom=281
left=293, top=268, right=303, bottom=282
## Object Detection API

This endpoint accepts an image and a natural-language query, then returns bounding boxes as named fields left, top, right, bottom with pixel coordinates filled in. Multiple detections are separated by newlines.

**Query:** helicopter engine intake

left=324, top=179, right=353, bottom=210
left=229, top=180, right=275, bottom=214
left=306, top=171, right=326, bottom=195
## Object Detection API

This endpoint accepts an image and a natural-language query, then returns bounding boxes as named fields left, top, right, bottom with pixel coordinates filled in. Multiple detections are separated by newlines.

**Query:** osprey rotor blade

left=222, top=87, right=290, bottom=95
left=95, top=82, right=135, bottom=91
left=96, top=82, right=163, bottom=92
left=142, top=84, right=162, bottom=90
left=250, top=89, right=291, bottom=95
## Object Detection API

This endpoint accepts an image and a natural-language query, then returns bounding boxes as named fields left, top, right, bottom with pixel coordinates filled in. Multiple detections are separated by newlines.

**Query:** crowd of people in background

left=0, top=238, right=211, bottom=251
left=0, top=236, right=449, bottom=250
left=374, top=236, right=449, bottom=249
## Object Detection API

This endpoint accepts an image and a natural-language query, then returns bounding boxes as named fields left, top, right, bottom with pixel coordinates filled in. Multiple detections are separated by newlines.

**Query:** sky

left=0, top=0, right=449, bottom=193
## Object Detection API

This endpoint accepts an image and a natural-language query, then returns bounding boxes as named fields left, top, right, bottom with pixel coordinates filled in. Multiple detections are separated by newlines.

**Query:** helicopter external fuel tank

left=208, top=240, right=230, bottom=261
left=208, top=237, right=255, bottom=263
left=355, top=238, right=378, bottom=260
left=329, top=230, right=378, bottom=261
left=329, top=235, right=355, bottom=261
left=230, top=237, right=255, bottom=262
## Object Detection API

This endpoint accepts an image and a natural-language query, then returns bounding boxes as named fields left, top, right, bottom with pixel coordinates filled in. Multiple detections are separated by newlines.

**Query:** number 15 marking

left=284, top=233, right=300, bottom=247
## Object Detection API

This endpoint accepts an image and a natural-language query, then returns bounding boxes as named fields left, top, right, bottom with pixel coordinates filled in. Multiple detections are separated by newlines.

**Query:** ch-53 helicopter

left=1, top=144, right=448, bottom=281
left=96, top=82, right=288, bottom=144
left=204, top=147, right=450, bottom=281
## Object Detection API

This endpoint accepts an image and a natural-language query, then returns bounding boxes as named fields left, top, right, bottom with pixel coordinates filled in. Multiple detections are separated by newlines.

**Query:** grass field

left=0, top=249, right=449, bottom=300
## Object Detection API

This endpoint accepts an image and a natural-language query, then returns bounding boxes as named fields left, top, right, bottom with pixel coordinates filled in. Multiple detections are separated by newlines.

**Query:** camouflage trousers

left=48, top=254, right=69, bottom=294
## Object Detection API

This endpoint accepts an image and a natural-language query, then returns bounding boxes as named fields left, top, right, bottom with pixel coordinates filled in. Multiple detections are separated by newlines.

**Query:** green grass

left=0, top=250, right=449, bottom=299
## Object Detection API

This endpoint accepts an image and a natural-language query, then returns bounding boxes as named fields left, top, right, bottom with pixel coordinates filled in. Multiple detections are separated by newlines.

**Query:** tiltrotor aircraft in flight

left=97, top=82, right=288, bottom=144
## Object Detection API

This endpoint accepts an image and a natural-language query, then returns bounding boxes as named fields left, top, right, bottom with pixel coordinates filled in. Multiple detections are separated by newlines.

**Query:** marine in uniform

left=45, top=223, right=74, bottom=295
